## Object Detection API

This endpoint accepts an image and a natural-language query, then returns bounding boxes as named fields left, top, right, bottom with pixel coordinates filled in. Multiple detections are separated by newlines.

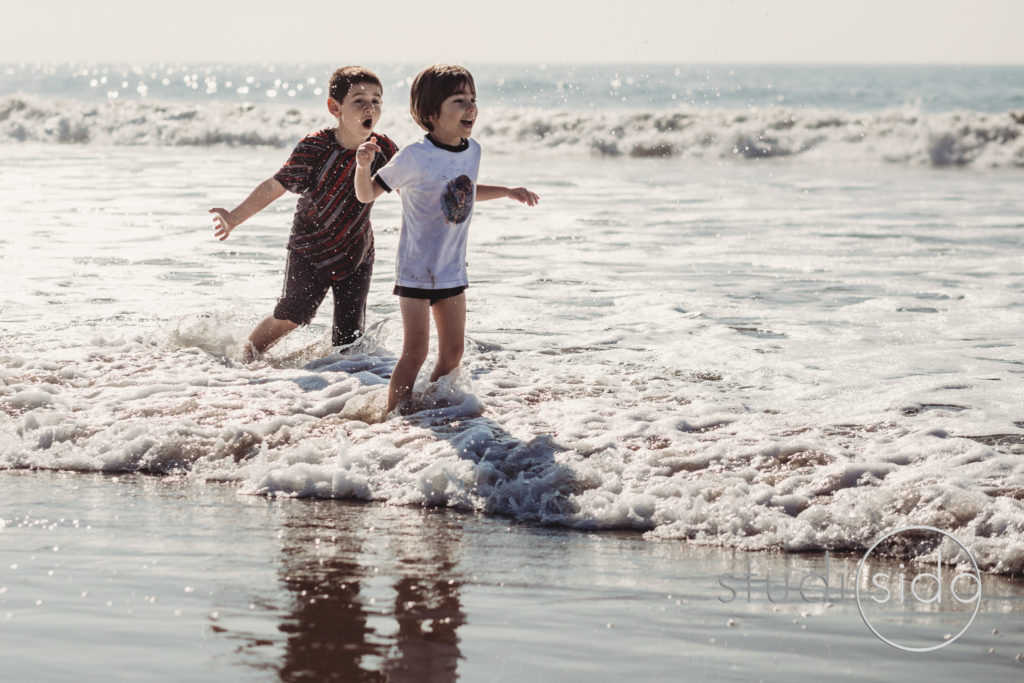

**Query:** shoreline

left=2, top=470, right=1022, bottom=681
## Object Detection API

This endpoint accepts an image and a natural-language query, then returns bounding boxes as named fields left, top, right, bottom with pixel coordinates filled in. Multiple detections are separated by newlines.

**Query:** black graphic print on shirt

left=441, top=175, right=474, bottom=225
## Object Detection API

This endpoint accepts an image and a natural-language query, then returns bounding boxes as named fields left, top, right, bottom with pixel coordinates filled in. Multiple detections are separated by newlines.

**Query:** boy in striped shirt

left=210, top=66, right=398, bottom=361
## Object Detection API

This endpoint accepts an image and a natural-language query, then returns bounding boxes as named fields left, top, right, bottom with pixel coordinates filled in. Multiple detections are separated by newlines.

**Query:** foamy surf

left=3, top=309, right=1023, bottom=575
left=2, top=94, right=1024, bottom=576
left=3, top=94, right=1023, bottom=168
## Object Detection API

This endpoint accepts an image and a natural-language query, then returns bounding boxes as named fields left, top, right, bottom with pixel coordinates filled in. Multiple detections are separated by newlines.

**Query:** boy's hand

left=356, top=137, right=381, bottom=169
left=506, top=187, right=540, bottom=207
left=209, top=208, right=237, bottom=241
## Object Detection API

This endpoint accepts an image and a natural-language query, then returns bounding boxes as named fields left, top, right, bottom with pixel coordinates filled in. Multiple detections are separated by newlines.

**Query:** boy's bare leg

left=387, top=298, right=431, bottom=413
left=244, top=316, right=299, bottom=361
left=429, top=294, right=466, bottom=382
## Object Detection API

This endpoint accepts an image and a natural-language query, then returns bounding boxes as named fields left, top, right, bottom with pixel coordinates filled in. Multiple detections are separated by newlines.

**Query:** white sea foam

left=3, top=317, right=1023, bottom=573
left=2, top=95, right=1023, bottom=168
left=1, top=142, right=1023, bottom=574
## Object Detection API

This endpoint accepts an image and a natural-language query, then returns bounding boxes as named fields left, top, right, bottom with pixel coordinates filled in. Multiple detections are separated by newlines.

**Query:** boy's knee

left=447, top=344, right=465, bottom=364
left=438, top=340, right=464, bottom=365
left=402, top=344, right=430, bottom=367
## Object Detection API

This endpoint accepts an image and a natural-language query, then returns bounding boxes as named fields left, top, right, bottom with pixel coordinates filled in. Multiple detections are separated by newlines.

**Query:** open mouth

left=461, top=119, right=474, bottom=128
left=362, top=118, right=373, bottom=128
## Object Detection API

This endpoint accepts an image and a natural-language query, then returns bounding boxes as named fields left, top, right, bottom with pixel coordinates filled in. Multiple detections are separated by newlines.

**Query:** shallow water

left=2, top=144, right=1023, bottom=575
left=4, top=58, right=1024, bottom=678
left=2, top=471, right=1023, bottom=681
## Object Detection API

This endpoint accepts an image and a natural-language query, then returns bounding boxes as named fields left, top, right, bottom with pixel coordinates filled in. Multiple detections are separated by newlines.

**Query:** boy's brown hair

left=329, top=66, right=383, bottom=103
left=409, top=64, right=476, bottom=132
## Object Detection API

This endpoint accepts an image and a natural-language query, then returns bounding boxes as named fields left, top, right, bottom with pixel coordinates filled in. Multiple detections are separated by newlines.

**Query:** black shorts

left=273, top=251, right=373, bottom=346
left=393, top=285, right=467, bottom=306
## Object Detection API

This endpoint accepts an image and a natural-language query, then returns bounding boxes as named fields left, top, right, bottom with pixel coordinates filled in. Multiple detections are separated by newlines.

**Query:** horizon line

left=3, top=59, right=1024, bottom=68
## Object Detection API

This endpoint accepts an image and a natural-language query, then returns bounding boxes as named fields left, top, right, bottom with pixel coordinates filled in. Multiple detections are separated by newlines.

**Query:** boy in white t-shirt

left=354, top=64, right=538, bottom=413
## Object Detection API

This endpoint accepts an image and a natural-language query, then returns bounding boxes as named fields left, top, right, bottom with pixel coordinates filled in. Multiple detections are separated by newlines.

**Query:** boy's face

left=329, top=82, right=383, bottom=146
left=428, top=85, right=477, bottom=146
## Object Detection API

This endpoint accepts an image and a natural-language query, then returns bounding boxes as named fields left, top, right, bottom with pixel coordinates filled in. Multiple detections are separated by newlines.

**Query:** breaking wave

left=3, top=95, right=1023, bottom=169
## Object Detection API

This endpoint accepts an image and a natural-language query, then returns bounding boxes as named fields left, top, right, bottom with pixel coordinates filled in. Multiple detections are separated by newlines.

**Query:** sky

left=1, top=0, right=1021, bottom=64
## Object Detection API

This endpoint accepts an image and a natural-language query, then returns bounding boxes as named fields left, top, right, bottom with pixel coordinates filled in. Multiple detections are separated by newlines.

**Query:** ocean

left=2, top=62, right=1024, bottom=679
left=3, top=62, right=1024, bottom=164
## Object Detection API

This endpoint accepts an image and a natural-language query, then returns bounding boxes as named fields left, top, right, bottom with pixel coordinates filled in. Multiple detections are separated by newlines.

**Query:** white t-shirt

left=375, top=135, right=482, bottom=289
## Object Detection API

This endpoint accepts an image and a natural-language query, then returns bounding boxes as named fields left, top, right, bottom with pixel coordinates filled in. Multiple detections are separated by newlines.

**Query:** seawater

left=5, top=62, right=1024, bottom=111
left=3, top=63, right=1023, bottom=166
left=1, top=63, right=1023, bottom=574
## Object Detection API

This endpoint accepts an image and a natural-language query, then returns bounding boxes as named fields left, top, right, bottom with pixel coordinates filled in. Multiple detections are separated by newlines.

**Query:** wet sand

left=1, top=471, right=1023, bottom=681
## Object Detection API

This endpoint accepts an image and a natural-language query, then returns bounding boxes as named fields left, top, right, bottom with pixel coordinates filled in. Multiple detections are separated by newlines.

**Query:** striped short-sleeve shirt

left=274, top=128, right=398, bottom=281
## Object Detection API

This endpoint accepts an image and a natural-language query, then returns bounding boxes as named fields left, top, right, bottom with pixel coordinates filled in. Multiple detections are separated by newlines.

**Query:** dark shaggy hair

left=328, top=66, right=383, bottom=103
left=409, top=64, right=476, bottom=132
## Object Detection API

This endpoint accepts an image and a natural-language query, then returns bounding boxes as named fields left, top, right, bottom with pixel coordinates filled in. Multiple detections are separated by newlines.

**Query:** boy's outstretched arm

left=209, top=177, right=286, bottom=241
left=354, top=137, right=388, bottom=203
left=476, top=185, right=539, bottom=206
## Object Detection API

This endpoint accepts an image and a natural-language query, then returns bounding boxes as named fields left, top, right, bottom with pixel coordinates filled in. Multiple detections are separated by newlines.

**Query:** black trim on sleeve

left=374, top=175, right=393, bottom=193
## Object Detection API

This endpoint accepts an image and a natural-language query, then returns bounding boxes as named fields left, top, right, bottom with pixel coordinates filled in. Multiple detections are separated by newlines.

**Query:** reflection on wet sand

left=268, top=500, right=465, bottom=681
